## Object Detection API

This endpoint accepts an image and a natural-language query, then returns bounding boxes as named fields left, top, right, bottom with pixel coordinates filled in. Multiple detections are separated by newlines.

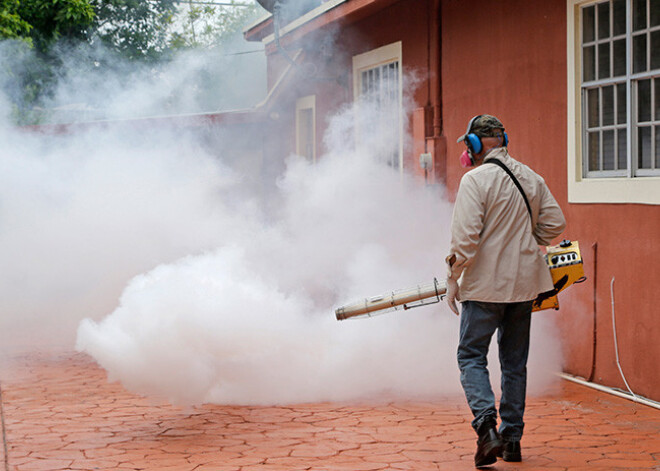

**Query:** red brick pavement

left=0, top=352, right=658, bottom=471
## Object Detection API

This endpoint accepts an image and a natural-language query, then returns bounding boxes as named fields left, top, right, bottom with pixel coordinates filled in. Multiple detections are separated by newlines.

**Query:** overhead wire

left=171, top=1, right=254, bottom=6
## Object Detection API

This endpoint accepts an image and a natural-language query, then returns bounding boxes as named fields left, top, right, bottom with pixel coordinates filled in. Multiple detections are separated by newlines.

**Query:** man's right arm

left=447, top=173, right=484, bottom=282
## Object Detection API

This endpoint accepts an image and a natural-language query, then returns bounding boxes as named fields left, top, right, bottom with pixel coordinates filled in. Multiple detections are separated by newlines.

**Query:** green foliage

left=2, top=0, right=260, bottom=58
left=169, top=1, right=260, bottom=50
left=0, top=0, right=33, bottom=45
left=0, top=0, right=96, bottom=123
left=0, top=0, right=181, bottom=60
left=0, top=39, right=52, bottom=124
left=15, top=0, right=96, bottom=52
left=1, top=0, right=264, bottom=124
left=90, top=0, right=178, bottom=61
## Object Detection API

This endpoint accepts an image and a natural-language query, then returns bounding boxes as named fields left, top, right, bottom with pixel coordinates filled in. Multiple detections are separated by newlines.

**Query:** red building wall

left=441, top=0, right=660, bottom=401
left=252, top=0, right=659, bottom=401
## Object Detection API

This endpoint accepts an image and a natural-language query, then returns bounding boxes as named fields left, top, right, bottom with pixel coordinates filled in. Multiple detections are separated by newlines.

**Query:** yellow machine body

left=532, top=240, right=585, bottom=312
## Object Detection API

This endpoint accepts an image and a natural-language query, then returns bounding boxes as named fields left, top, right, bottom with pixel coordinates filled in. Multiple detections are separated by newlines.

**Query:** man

left=445, top=115, right=566, bottom=468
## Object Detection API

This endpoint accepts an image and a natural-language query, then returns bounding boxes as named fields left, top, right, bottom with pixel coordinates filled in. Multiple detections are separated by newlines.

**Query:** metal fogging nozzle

left=334, top=278, right=447, bottom=321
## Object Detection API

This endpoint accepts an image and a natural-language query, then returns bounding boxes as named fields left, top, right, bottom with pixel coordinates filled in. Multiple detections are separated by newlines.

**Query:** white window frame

left=295, top=95, right=316, bottom=163
left=352, top=41, right=404, bottom=172
left=567, top=0, right=660, bottom=204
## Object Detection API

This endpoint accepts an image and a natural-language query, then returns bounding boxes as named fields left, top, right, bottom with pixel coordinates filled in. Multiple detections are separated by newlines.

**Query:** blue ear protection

left=464, top=115, right=509, bottom=159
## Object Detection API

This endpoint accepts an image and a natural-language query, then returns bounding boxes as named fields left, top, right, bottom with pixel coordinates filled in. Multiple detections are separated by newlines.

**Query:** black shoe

left=474, top=420, right=503, bottom=468
left=497, top=439, right=522, bottom=462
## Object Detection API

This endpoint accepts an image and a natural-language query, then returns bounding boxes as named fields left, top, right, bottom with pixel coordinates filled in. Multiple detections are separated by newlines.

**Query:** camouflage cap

left=457, top=115, right=505, bottom=143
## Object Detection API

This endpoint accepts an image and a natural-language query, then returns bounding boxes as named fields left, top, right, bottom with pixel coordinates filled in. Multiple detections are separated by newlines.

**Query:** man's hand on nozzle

left=444, top=254, right=459, bottom=315
left=446, top=277, right=459, bottom=315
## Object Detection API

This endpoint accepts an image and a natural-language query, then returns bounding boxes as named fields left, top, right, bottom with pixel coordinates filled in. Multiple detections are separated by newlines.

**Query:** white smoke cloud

left=0, top=35, right=562, bottom=406
left=0, top=123, right=249, bottom=349
left=74, top=120, right=463, bottom=404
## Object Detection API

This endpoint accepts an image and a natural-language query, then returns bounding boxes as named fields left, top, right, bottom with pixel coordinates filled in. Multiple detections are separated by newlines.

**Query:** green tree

left=1, top=0, right=180, bottom=60
left=15, top=0, right=96, bottom=52
left=0, top=1, right=96, bottom=124
left=169, top=1, right=259, bottom=49
left=0, top=0, right=33, bottom=45
left=1, top=0, right=262, bottom=124
left=90, top=0, right=178, bottom=61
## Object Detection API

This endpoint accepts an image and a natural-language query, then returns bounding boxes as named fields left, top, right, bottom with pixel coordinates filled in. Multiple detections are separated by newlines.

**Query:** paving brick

left=14, top=458, right=74, bottom=471
left=1, top=351, right=659, bottom=471
left=192, top=465, right=242, bottom=471
left=0, top=417, right=5, bottom=469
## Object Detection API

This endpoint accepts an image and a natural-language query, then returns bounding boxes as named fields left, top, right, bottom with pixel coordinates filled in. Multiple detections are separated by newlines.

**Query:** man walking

left=445, top=115, right=566, bottom=468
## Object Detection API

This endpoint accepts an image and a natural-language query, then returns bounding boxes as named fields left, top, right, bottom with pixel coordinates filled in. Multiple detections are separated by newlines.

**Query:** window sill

left=568, top=175, right=660, bottom=204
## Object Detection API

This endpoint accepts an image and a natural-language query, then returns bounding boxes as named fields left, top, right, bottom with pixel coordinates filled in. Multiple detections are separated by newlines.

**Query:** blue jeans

left=457, top=300, right=533, bottom=441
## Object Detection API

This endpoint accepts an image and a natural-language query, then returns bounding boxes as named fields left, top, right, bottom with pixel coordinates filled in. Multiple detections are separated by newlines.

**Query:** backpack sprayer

left=335, top=240, right=586, bottom=321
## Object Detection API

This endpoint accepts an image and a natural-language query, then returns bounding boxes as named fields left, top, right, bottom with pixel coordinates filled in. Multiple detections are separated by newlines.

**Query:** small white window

left=296, top=95, right=316, bottom=162
left=353, top=42, right=403, bottom=171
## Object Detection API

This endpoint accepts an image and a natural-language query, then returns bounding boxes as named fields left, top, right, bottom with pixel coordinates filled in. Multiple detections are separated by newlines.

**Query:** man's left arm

left=534, top=183, right=566, bottom=246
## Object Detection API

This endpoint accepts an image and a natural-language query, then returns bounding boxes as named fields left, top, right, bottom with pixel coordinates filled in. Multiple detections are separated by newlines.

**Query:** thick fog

left=0, top=30, right=562, bottom=405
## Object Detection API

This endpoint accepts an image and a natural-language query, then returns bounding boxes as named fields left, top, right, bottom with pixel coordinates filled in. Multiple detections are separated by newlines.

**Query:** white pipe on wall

left=558, top=373, right=660, bottom=411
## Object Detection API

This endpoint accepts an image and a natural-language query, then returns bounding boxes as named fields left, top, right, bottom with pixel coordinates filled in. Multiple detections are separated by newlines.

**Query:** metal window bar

left=581, top=0, right=660, bottom=178
left=634, top=75, right=660, bottom=173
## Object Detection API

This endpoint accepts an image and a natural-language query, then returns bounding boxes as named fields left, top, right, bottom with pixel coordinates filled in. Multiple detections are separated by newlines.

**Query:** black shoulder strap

left=485, top=159, right=533, bottom=223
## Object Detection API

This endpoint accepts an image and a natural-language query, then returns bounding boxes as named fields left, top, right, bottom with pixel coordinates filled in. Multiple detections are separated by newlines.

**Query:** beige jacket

left=447, top=147, right=566, bottom=303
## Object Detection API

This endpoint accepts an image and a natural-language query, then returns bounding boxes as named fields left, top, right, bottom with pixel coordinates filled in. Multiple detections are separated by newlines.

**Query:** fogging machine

left=335, top=240, right=586, bottom=321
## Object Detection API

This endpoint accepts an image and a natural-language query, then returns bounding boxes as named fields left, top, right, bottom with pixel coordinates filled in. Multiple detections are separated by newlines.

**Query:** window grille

left=359, top=61, right=401, bottom=169
left=581, top=0, right=660, bottom=177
